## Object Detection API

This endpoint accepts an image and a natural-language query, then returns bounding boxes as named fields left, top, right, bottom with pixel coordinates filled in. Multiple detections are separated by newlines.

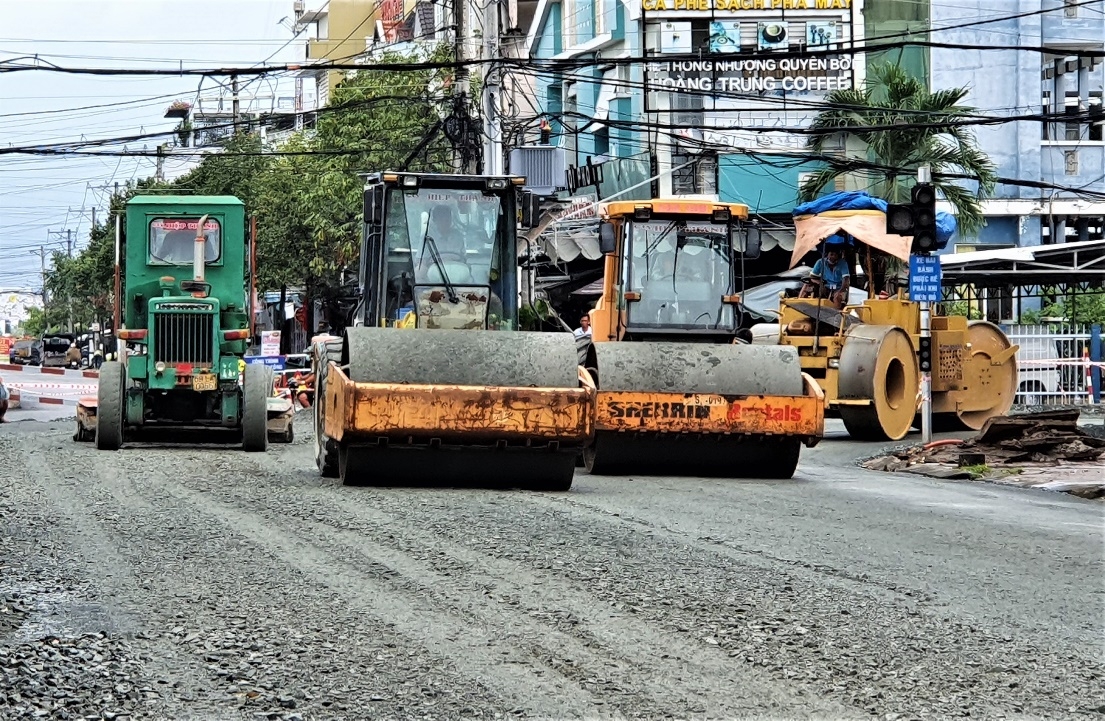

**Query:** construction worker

left=426, top=205, right=468, bottom=261
left=288, top=370, right=315, bottom=409
left=574, top=313, right=592, bottom=339
left=0, top=376, right=9, bottom=422
left=66, top=342, right=82, bottom=368
left=800, top=243, right=851, bottom=309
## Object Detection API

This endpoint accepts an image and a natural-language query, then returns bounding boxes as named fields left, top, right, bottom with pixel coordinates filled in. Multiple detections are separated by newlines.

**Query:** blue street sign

left=909, top=254, right=943, bottom=303
left=244, top=355, right=286, bottom=371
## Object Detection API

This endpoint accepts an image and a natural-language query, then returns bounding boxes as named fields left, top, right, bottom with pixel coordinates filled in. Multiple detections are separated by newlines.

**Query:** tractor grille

left=153, top=304, right=215, bottom=368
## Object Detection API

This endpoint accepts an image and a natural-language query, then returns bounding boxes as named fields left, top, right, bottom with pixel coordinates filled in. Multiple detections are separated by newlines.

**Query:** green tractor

left=95, top=195, right=271, bottom=451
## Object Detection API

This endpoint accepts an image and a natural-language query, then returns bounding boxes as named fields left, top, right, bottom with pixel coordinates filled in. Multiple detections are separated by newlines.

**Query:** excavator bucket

left=584, top=343, right=823, bottom=478
left=322, top=327, right=595, bottom=491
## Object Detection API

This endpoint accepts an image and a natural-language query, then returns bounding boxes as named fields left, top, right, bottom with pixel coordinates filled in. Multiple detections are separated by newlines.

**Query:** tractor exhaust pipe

left=194, top=214, right=209, bottom=283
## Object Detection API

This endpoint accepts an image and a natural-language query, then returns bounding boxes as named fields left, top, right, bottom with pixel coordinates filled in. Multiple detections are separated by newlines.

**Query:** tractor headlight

left=155, top=361, right=167, bottom=374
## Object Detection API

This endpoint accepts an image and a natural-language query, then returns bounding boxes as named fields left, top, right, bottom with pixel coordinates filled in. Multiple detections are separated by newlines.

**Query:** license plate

left=192, top=373, right=218, bottom=392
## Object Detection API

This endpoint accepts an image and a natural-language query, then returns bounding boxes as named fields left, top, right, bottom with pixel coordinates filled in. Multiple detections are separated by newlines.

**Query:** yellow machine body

left=312, top=172, right=597, bottom=491
left=580, top=199, right=825, bottom=478
left=322, top=363, right=595, bottom=445
left=777, top=296, right=1019, bottom=440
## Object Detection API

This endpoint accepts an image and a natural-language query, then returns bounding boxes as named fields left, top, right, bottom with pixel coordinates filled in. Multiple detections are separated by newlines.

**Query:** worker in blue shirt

left=800, top=243, right=851, bottom=308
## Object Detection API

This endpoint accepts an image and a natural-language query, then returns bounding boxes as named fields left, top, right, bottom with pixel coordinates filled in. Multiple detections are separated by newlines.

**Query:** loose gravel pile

left=1, top=415, right=1102, bottom=720
left=0, top=632, right=148, bottom=720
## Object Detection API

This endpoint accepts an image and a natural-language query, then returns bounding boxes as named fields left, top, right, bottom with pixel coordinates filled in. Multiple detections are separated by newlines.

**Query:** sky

left=0, top=0, right=311, bottom=295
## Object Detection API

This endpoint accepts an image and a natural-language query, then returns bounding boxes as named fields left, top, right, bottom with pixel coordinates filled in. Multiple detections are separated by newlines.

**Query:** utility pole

left=231, top=74, right=241, bottom=136
left=30, top=247, right=48, bottom=308
left=482, top=0, right=503, bottom=176
left=917, top=165, right=933, bottom=444
left=453, top=0, right=471, bottom=172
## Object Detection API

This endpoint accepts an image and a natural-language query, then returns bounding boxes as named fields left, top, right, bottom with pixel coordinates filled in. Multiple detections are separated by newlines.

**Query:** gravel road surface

left=1, top=415, right=1102, bottom=720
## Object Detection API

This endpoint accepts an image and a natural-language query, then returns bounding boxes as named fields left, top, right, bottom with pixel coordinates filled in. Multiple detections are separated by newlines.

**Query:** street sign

left=244, top=356, right=286, bottom=371
left=909, top=254, right=942, bottom=303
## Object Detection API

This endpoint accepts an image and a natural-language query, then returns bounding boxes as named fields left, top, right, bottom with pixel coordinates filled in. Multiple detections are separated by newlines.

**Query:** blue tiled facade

left=931, top=0, right=1104, bottom=252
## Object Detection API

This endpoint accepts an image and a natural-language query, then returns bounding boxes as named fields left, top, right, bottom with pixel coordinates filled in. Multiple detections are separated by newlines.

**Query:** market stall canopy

left=790, top=191, right=957, bottom=268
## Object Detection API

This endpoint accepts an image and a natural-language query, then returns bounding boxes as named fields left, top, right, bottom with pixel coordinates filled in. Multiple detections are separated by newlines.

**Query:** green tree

left=799, top=62, right=997, bottom=237
left=40, top=44, right=458, bottom=328
left=1022, top=290, right=1105, bottom=325
left=21, top=307, right=48, bottom=338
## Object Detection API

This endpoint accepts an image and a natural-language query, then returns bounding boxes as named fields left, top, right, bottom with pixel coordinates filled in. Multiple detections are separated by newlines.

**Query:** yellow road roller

left=777, top=297, right=1018, bottom=440
left=767, top=203, right=1018, bottom=441
left=312, top=172, right=595, bottom=490
left=584, top=199, right=825, bottom=478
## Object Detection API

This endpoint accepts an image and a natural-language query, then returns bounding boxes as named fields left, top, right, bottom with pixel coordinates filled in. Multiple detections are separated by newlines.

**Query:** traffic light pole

left=918, top=166, right=933, bottom=444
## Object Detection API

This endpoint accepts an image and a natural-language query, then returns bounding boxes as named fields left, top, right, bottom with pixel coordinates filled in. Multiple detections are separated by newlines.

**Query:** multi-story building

left=294, top=0, right=378, bottom=108
left=519, top=0, right=1102, bottom=251
left=518, top=0, right=867, bottom=271
left=931, top=0, right=1104, bottom=253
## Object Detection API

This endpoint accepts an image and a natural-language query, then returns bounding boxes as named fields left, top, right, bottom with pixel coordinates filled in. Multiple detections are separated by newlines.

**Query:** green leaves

left=42, top=43, right=460, bottom=327
left=801, top=62, right=997, bottom=237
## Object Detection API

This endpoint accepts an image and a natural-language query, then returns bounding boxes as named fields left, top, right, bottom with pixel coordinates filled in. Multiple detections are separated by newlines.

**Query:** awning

left=791, top=209, right=911, bottom=268
left=940, top=238, right=1105, bottom=286
left=572, top=277, right=605, bottom=296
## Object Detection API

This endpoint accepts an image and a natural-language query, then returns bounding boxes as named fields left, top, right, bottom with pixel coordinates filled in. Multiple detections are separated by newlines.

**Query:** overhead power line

left=1, top=40, right=1102, bottom=78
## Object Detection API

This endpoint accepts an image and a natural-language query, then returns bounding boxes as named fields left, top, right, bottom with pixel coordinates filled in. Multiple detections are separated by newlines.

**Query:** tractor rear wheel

left=242, top=364, right=271, bottom=452
left=95, top=361, right=125, bottom=451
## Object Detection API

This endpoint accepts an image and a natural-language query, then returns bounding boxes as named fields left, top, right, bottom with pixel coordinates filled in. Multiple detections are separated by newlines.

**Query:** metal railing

left=1002, top=323, right=1099, bottom=405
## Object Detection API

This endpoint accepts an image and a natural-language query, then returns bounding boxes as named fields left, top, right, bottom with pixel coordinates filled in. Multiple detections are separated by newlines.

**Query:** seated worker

left=573, top=313, right=592, bottom=338
left=156, top=229, right=199, bottom=264
left=799, top=244, right=851, bottom=308
left=287, top=370, right=316, bottom=409
left=426, top=205, right=468, bottom=262
left=66, top=342, right=82, bottom=367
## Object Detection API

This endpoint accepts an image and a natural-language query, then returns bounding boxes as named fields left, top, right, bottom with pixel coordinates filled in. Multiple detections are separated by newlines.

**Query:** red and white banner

left=0, top=363, right=99, bottom=378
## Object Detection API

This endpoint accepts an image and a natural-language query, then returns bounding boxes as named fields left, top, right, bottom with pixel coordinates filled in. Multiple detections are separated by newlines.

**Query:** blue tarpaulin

left=793, top=190, right=957, bottom=250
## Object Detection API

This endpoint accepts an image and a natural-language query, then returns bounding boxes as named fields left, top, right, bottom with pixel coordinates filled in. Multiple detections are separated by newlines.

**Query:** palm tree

left=798, top=62, right=997, bottom=237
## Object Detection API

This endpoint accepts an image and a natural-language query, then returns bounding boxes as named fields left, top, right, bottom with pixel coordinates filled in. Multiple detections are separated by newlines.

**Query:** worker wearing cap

left=800, top=243, right=851, bottom=308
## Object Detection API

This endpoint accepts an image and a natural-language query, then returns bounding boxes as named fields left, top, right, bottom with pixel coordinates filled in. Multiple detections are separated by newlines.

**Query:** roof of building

left=939, top=239, right=1105, bottom=287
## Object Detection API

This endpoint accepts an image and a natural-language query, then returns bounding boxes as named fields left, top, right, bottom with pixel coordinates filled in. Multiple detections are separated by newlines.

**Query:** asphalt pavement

left=1, top=414, right=1102, bottom=720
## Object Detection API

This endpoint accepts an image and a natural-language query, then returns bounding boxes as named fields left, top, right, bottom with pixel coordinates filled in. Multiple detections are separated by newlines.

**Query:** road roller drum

left=836, top=325, right=920, bottom=441
left=321, top=327, right=594, bottom=490
left=933, top=320, right=1018, bottom=430
left=584, top=342, right=823, bottom=478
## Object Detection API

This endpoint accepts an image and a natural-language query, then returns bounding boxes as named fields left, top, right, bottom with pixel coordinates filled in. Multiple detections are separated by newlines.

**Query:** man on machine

left=799, top=241, right=851, bottom=309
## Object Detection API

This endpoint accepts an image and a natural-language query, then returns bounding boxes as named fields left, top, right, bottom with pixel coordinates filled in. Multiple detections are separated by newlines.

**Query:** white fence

left=1003, top=324, right=1098, bottom=406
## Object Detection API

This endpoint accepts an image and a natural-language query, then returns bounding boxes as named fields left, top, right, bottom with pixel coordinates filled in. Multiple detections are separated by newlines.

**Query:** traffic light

left=918, top=336, right=932, bottom=373
left=884, top=181, right=939, bottom=254
left=911, top=182, right=937, bottom=253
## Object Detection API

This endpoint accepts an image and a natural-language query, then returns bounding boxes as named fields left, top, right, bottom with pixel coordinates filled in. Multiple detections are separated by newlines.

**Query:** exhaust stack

left=193, top=214, right=210, bottom=283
